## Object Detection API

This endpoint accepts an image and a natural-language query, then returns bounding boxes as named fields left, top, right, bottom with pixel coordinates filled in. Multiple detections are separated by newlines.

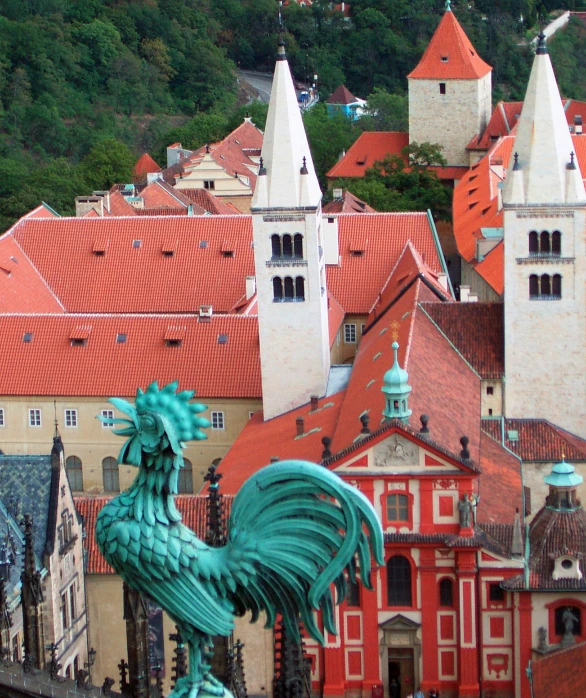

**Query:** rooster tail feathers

left=228, top=460, right=384, bottom=646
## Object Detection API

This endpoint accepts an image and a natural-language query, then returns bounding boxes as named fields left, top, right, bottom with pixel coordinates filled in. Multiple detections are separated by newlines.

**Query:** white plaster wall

left=409, top=74, right=492, bottom=167
left=480, top=380, right=504, bottom=417
left=503, top=207, right=586, bottom=438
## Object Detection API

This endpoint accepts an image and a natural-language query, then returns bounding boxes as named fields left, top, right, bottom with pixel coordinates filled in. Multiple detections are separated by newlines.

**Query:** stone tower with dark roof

left=407, top=3, right=492, bottom=166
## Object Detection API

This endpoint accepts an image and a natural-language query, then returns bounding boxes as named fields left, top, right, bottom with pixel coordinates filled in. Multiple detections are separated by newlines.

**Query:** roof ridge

left=11, top=237, right=66, bottom=312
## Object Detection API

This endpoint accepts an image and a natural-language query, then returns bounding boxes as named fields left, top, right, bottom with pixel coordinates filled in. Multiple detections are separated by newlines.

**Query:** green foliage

left=342, top=142, right=452, bottom=220
left=548, top=16, right=586, bottom=101
left=81, top=138, right=135, bottom=190
left=360, top=89, right=408, bottom=132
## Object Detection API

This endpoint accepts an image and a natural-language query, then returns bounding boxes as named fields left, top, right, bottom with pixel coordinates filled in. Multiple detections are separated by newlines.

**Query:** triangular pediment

left=379, top=614, right=421, bottom=631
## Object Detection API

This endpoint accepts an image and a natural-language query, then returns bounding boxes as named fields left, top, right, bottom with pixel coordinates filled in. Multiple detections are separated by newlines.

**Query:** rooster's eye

left=141, top=414, right=156, bottom=430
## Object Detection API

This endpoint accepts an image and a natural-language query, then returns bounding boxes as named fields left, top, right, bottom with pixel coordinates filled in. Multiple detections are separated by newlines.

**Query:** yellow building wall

left=330, top=315, right=367, bottom=365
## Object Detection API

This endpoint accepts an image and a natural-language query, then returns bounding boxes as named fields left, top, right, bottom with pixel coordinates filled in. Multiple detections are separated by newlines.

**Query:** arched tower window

left=102, top=457, right=120, bottom=493
left=177, top=458, right=193, bottom=494
left=439, top=578, right=454, bottom=607
left=552, top=274, right=562, bottom=298
left=284, top=277, right=294, bottom=299
left=273, top=277, right=283, bottom=301
left=271, top=234, right=281, bottom=258
left=295, top=276, right=305, bottom=301
left=294, top=234, right=303, bottom=258
left=66, top=456, right=83, bottom=492
left=540, top=231, right=551, bottom=254
left=529, top=231, right=538, bottom=254
left=529, top=275, right=539, bottom=298
left=541, top=274, right=551, bottom=296
left=552, top=230, right=561, bottom=255
left=387, top=555, right=412, bottom=607
left=282, top=235, right=293, bottom=258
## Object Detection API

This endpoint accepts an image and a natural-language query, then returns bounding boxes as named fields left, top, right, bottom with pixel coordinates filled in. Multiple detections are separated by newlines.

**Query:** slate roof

left=327, top=84, right=359, bottom=105
left=407, top=10, right=491, bottom=80
left=0, top=455, right=55, bottom=561
left=75, top=495, right=233, bottom=574
left=532, top=641, right=586, bottom=698
left=481, top=419, right=586, bottom=462
left=420, top=301, right=504, bottom=379
left=0, top=314, right=262, bottom=399
left=0, top=505, right=24, bottom=604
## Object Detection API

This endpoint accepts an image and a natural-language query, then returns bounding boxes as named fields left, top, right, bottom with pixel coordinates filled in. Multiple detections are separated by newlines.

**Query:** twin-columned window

left=529, top=274, right=562, bottom=299
left=273, top=276, right=305, bottom=302
left=529, top=230, right=561, bottom=256
left=271, top=234, right=303, bottom=259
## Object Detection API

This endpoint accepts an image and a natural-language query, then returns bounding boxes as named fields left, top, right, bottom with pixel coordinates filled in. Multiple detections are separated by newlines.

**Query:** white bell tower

left=251, top=40, right=330, bottom=421
left=502, top=33, right=586, bottom=438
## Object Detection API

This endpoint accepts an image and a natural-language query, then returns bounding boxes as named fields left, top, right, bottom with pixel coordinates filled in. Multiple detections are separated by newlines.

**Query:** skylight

left=23, top=332, right=33, bottom=343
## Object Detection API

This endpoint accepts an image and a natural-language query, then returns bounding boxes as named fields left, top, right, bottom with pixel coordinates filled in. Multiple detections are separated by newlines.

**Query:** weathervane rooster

left=96, top=381, right=384, bottom=698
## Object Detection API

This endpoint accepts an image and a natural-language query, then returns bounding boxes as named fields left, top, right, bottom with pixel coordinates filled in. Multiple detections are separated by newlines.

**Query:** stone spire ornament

left=381, top=342, right=412, bottom=423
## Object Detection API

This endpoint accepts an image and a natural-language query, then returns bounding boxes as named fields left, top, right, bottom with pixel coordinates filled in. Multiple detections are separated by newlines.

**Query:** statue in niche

left=458, top=494, right=475, bottom=528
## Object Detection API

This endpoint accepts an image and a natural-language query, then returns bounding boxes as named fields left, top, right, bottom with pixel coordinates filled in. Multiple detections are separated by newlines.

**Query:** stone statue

left=562, top=607, right=579, bottom=646
left=96, top=381, right=384, bottom=698
left=537, top=626, right=548, bottom=652
left=458, top=494, right=474, bottom=528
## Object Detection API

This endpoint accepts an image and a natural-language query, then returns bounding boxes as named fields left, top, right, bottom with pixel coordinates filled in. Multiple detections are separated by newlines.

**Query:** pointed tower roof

left=503, top=33, right=586, bottom=205
left=327, top=84, right=358, bottom=105
left=408, top=7, right=491, bottom=80
left=252, top=40, right=321, bottom=209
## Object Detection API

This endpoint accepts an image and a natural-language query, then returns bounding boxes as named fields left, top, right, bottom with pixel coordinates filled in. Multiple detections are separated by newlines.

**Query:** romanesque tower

left=502, top=34, right=586, bottom=439
left=408, top=3, right=492, bottom=167
left=251, top=40, right=330, bottom=421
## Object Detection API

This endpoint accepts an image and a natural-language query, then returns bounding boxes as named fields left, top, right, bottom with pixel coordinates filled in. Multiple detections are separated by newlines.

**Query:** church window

left=540, top=231, right=551, bottom=254
left=273, top=277, right=283, bottom=301
left=529, top=275, right=539, bottom=298
left=555, top=606, right=581, bottom=637
left=552, top=230, right=561, bottom=255
left=346, top=579, right=361, bottom=607
left=66, top=456, right=83, bottom=492
left=284, top=276, right=294, bottom=299
left=439, top=83, right=446, bottom=95
left=102, top=457, right=120, bottom=493
left=344, top=324, right=357, bottom=343
left=295, top=276, right=305, bottom=300
left=552, top=274, right=562, bottom=298
left=387, top=555, right=412, bottom=607
left=489, top=583, right=505, bottom=603
left=386, top=494, right=409, bottom=522
left=294, top=234, right=303, bottom=258
left=177, top=458, right=193, bottom=493
left=271, top=234, right=281, bottom=258
left=439, top=578, right=454, bottom=607
left=529, top=231, right=538, bottom=254
left=541, top=274, right=551, bottom=295
left=282, top=235, right=293, bottom=257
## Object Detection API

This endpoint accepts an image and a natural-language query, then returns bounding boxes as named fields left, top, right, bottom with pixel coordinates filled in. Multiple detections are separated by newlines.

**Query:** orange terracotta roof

left=108, top=191, right=137, bottom=217
left=323, top=190, right=375, bottom=214
left=133, top=153, right=160, bottom=178
left=427, top=165, right=469, bottom=181
left=328, top=291, right=345, bottom=347
left=475, top=240, right=504, bottom=295
left=25, top=203, right=60, bottom=219
left=407, top=10, right=491, bottom=80
left=11, top=216, right=256, bottom=313
left=476, top=432, right=522, bottom=524
left=532, top=641, right=586, bottom=696
left=139, top=180, right=193, bottom=209
left=0, top=236, right=64, bottom=313
left=0, top=314, right=261, bottom=398
left=327, top=84, right=358, bottom=105
left=135, top=207, right=189, bottom=217
left=82, top=208, right=101, bottom=218
left=327, top=213, right=443, bottom=314
left=76, top=494, right=234, bottom=574
left=175, top=189, right=241, bottom=215
left=327, top=132, right=409, bottom=179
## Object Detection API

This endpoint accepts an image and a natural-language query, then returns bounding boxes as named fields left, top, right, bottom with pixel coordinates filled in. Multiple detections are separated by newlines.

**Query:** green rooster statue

left=96, top=381, right=384, bottom=698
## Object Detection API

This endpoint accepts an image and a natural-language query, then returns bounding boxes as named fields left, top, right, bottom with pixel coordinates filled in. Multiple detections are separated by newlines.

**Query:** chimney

left=460, top=285, right=471, bottom=302
left=360, top=413, right=370, bottom=435
left=332, top=187, right=343, bottom=200
left=199, top=305, right=213, bottom=321
left=245, top=276, right=256, bottom=300
left=75, top=195, right=103, bottom=217
left=270, top=456, right=279, bottom=463
left=575, top=115, right=583, bottom=135
left=437, top=273, right=448, bottom=292
left=296, top=418, right=304, bottom=437
left=310, top=395, right=319, bottom=411
left=321, top=436, right=332, bottom=459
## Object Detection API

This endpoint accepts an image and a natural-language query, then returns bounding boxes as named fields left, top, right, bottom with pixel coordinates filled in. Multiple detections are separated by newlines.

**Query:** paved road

left=239, top=71, right=274, bottom=103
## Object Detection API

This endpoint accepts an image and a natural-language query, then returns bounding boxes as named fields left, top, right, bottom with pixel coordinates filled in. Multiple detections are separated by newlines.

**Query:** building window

left=211, top=412, right=225, bottom=430
left=273, top=276, right=305, bottom=302
left=12, top=636, right=19, bottom=663
left=273, top=277, right=283, bottom=301
left=69, top=585, right=76, bottom=622
left=387, top=555, right=412, bottom=607
left=344, top=324, right=357, bottom=344
left=552, top=230, right=561, bottom=255
left=0, top=409, right=4, bottom=427
left=346, top=579, right=361, bottom=607
left=101, top=409, right=114, bottom=428
left=64, top=409, right=77, bottom=428
left=489, top=583, right=505, bottom=603
left=102, top=457, right=120, bottom=493
left=293, top=234, right=303, bottom=258
left=386, top=494, right=409, bottom=522
left=177, top=458, right=194, bottom=494
left=529, top=229, right=562, bottom=256
left=439, top=578, right=454, bottom=607
left=555, top=606, right=581, bottom=637
left=282, top=234, right=293, bottom=257
left=486, top=386, right=494, bottom=395
left=284, top=276, right=294, bottom=299
left=66, top=456, right=83, bottom=492
left=295, top=276, right=305, bottom=301
left=28, top=409, right=41, bottom=427
left=203, top=180, right=215, bottom=190
left=61, top=593, right=69, bottom=630
left=439, top=83, right=446, bottom=95
left=529, top=230, right=538, bottom=254
left=529, top=274, right=562, bottom=299
left=271, top=234, right=281, bottom=258
left=540, top=231, right=550, bottom=254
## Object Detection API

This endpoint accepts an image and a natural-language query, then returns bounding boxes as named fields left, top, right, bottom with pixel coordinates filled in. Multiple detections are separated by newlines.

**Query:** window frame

left=28, top=408, right=41, bottom=427
left=211, top=411, right=225, bottom=430
left=177, top=458, right=194, bottom=494
left=102, top=456, right=120, bottom=493
left=101, top=409, right=115, bottom=428
left=65, top=456, right=83, bottom=492
left=0, top=409, right=4, bottom=427
left=386, top=493, right=409, bottom=523
left=380, top=486, right=414, bottom=530
left=64, top=409, right=78, bottom=428
left=439, top=577, right=455, bottom=608
left=344, top=323, right=357, bottom=344
left=439, top=82, right=446, bottom=95
left=385, top=554, right=414, bottom=608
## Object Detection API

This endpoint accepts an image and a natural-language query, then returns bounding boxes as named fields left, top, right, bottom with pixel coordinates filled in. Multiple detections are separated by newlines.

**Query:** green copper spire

left=544, top=458, right=583, bottom=511
left=445, top=0, right=452, bottom=11
left=382, top=342, right=412, bottom=423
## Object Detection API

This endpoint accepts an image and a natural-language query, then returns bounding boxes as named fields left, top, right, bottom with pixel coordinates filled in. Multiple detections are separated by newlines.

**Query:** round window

left=561, top=559, right=573, bottom=570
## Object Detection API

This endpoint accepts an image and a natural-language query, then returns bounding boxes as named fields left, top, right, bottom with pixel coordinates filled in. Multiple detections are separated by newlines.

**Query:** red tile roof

left=327, top=213, right=443, bottom=314
left=420, top=301, right=504, bottom=379
left=0, top=236, right=64, bottom=313
left=11, top=216, right=256, bottom=313
left=175, top=189, right=241, bottom=215
left=327, top=84, right=359, bottom=105
left=407, top=10, right=491, bottom=80
left=25, top=203, right=59, bottom=219
left=0, top=314, right=261, bottom=398
left=135, top=207, right=190, bottom=217
left=323, top=190, right=376, bottom=214
left=481, top=419, right=586, bottom=462
left=474, top=241, right=504, bottom=295
left=327, top=132, right=409, bottom=179
left=75, top=494, right=234, bottom=574
left=532, top=642, right=586, bottom=697
left=139, top=180, right=194, bottom=210
left=133, top=153, right=160, bottom=178
left=328, top=291, right=345, bottom=347
left=477, top=431, right=522, bottom=524
left=108, top=191, right=137, bottom=217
